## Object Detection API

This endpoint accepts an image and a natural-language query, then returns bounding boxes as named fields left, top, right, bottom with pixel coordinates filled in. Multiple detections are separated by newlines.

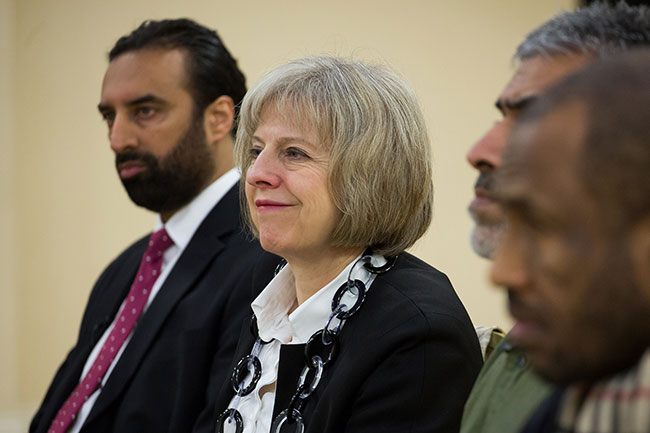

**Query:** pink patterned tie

left=48, top=228, right=174, bottom=433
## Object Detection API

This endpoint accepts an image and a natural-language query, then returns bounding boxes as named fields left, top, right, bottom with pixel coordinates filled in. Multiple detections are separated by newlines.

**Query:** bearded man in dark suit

left=30, top=18, right=264, bottom=433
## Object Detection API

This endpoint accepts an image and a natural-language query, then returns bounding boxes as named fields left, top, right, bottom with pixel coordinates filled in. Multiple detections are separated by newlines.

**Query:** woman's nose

left=246, top=149, right=281, bottom=189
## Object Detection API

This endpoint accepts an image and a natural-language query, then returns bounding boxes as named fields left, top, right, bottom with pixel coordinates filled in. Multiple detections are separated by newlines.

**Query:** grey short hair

left=516, top=2, right=650, bottom=60
left=235, top=56, right=433, bottom=257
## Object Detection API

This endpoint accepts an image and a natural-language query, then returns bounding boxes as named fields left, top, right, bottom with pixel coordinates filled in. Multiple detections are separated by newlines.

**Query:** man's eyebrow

left=127, top=94, right=164, bottom=106
left=495, top=95, right=538, bottom=115
left=97, top=102, right=111, bottom=113
left=97, top=94, right=164, bottom=113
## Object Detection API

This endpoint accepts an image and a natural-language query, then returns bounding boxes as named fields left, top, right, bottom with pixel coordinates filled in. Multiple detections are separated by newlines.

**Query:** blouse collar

left=252, top=253, right=387, bottom=344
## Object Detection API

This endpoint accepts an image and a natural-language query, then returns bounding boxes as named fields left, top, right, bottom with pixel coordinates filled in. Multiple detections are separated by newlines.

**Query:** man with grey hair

left=467, top=2, right=650, bottom=259
left=461, top=3, right=650, bottom=433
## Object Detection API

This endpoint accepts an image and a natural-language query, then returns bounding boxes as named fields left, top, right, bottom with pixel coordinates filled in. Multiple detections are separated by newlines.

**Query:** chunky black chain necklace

left=217, top=252, right=396, bottom=433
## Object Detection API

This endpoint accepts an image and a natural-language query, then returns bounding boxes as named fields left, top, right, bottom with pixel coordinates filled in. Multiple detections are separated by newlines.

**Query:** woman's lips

left=254, top=199, right=291, bottom=210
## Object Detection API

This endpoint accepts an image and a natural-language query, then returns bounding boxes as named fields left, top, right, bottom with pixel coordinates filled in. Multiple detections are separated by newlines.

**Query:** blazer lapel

left=273, top=344, right=307, bottom=419
left=84, top=185, right=242, bottom=425
left=213, top=315, right=257, bottom=414
left=209, top=251, right=283, bottom=427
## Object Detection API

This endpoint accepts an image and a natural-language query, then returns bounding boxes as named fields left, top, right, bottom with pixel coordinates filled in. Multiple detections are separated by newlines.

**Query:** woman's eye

left=250, top=146, right=262, bottom=159
left=285, top=147, right=309, bottom=160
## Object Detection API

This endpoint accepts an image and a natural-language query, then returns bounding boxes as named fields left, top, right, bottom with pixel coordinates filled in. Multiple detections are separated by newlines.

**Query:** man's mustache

left=507, top=291, right=545, bottom=324
left=474, top=170, right=496, bottom=192
left=115, top=151, right=157, bottom=168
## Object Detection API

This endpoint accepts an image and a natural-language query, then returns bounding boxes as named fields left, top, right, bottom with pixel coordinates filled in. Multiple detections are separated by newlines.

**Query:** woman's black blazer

left=205, top=252, right=483, bottom=433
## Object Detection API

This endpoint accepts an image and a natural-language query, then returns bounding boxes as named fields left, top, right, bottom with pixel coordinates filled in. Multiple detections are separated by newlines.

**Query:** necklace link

left=297, top=356, right=324, bottom=399
left=216, top=408, right=243, bottom=433
left=271, top=409, right=304, bottom=433
left=231, top=354, right=262, bottom=396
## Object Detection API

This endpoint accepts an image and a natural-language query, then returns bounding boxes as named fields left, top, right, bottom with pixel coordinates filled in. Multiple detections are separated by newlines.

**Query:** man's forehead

left=499, top=102, right=588, bottom=197
left=498, top=53, right=593, bottom=110
left=101, top=47, right=190, bottom=103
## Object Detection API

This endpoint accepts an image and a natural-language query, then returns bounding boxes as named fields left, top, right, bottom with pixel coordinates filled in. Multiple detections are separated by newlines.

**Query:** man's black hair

left=110, top=18, right=246, bottom=133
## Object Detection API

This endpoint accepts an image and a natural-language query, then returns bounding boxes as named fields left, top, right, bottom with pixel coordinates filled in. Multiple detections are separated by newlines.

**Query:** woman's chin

left=258, top=235, right=286, bottom=257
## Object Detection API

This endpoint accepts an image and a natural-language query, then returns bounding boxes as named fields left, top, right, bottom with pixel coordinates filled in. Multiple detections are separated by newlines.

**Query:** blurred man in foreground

left=461, top=4, right=650, bottom=433
left=493, top=49, right=650, bottom=433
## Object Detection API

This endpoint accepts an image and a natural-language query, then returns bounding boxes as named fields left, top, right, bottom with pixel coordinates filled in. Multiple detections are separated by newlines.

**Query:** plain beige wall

left=5, top=0, right=574, bottom=426
left=1, top=0, right=18, bottom=419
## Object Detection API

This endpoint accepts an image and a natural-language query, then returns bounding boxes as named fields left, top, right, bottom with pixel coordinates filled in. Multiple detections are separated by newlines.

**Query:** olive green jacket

left=460, top=333, right=552, bottom=433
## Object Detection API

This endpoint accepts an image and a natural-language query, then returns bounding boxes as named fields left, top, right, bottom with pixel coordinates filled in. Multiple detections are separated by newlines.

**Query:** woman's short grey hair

left=235, top=56, right=433, bottom=257
left=516, top=2, right=650, bottom=60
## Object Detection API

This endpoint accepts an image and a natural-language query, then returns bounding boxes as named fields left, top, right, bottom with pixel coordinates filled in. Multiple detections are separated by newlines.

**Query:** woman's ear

left=203, top=95, right=235, bottom=145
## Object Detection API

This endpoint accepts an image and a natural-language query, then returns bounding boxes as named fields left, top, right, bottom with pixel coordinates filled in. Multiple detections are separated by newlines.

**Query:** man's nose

left=109, top=114, right=137, bottom=154
left=466, top=121, right=508, bottom=170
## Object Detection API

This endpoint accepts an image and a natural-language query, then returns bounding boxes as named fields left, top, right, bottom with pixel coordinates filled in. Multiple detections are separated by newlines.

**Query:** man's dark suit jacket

left=204, top=252, right=483, bottom=433
left=30, top=184, right=265, bottom=433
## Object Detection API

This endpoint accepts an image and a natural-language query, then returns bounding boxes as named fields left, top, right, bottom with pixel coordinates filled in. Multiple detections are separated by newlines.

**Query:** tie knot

left=147, top=228, right=174, bottom=253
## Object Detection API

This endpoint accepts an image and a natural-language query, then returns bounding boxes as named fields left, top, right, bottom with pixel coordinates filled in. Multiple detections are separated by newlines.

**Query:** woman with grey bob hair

left=213, top=56, right=482, bottom=433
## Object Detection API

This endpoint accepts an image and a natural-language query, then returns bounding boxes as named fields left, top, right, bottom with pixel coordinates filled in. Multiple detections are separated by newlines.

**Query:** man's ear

left=629, top=215, right=650, bottom=303
left=203, top=95, right=235, bottom=145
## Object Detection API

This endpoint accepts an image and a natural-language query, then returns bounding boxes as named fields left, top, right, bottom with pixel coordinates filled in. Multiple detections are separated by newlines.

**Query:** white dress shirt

left=69, top=169, right=239, bottom=433
left=226, top=253, right=386, bottom=433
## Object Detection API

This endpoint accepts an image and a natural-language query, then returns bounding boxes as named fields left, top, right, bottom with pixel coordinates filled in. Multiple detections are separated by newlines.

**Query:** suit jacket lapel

left=35, top=240, right=146, bottom=433
left=85, top=185, right=242, bottom=425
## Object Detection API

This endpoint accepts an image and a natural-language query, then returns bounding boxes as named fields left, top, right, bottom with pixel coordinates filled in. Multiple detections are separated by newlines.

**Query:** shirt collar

left=252, top=253, right=386, bottom=344
left=154, top=168, right=239, bottom=250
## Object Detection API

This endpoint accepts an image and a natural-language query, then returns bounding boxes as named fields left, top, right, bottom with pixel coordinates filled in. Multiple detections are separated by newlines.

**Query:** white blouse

left=224, top=253, right=386, bottom=433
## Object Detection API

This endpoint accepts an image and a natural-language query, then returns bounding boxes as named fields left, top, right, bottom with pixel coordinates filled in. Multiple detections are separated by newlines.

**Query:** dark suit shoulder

left=370, top=252, right=472, bottom=327
left=292, top=252, right=482, bottom=433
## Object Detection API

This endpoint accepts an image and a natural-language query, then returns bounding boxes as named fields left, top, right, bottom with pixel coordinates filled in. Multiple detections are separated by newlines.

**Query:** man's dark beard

left=115, top=116, right=215, bottom=214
